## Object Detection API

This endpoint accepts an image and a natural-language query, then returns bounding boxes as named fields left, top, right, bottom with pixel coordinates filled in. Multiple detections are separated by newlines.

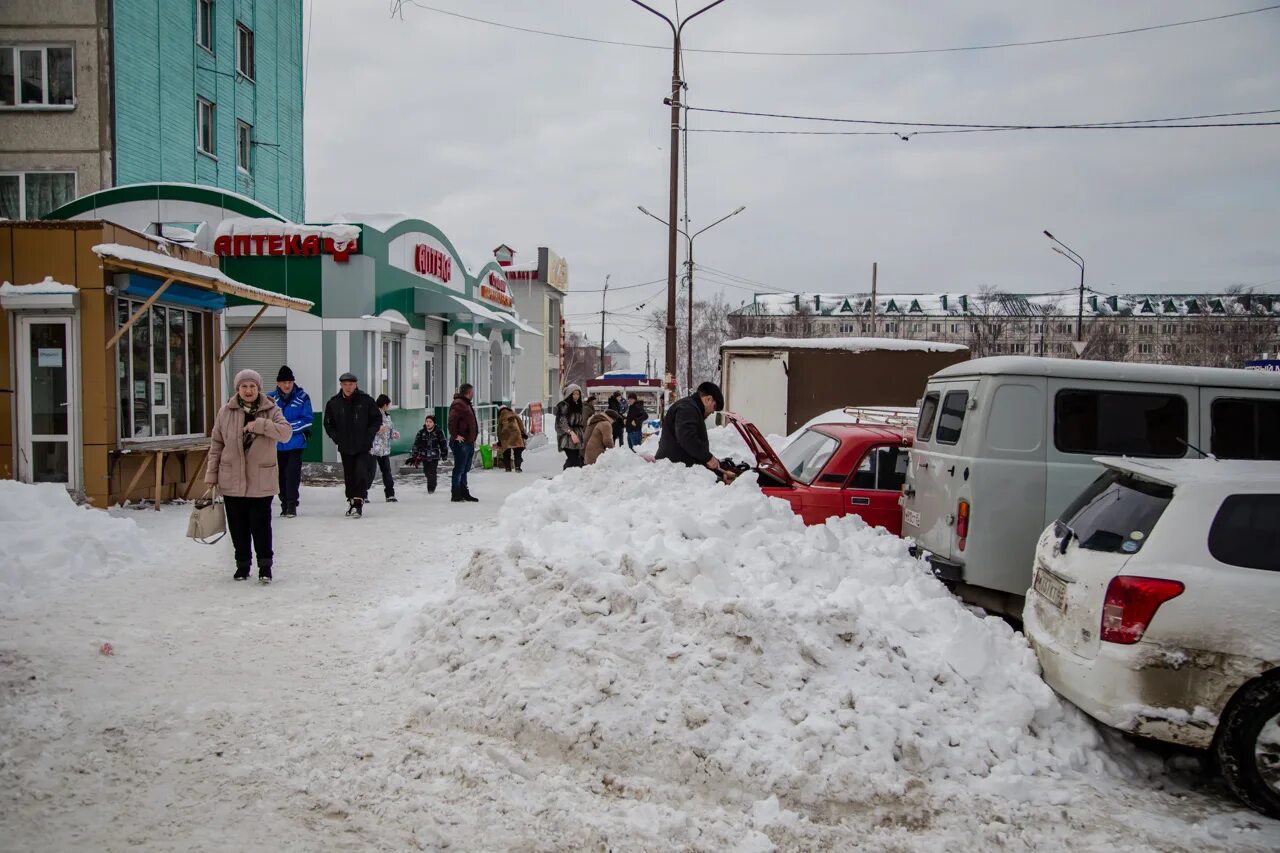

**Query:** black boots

left=234, top=561, right=251, bottom=581
left=451, top=490, right=465, bottom=503
left=259, top=560, right=273, bottom=584
left=463, top=490, right=479, bottom=503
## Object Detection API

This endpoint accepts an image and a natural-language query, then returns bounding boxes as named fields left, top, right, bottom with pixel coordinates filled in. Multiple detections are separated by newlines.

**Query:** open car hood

left=725, top=412, right=792, bottom=486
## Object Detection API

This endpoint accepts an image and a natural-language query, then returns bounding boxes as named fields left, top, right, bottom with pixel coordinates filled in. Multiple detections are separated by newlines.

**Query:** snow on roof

left=1097, top=457, right=1280, bottom=488
left=932, top=355, right=1280, bottom=389
left=722, top=336, right=969, bottom=353
left=327, top=212, right=416, bottom=232
left=0, top=276, right=78, bottom=295
left=502, top=261, right=539, bottom=273
left=730, top=291, right=1280, bottom=318
left=216, top=218, right=360, bottom=249
left=91, top=243, right=314, bottom=310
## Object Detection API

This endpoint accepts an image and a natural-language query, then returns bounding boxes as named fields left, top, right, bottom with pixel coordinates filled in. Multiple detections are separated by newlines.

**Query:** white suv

left=1024, top=457, right=1280, bottom=818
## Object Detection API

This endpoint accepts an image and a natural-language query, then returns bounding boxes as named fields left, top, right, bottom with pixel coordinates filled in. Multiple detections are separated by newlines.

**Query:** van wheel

left=1214, top=675, right=1280, bottom=818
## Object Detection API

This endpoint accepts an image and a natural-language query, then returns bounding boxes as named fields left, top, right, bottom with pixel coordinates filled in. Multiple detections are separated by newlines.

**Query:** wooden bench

left=113, top=438, right=213, bottom=510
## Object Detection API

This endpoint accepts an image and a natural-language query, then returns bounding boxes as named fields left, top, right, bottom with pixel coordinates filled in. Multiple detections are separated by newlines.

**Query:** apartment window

left=1011, top=343, right=1026, bottom=354
left=236, top=23, right=255, bottom=79
left=931, top=323, right=941, bottom=333
left=236, top=121, right=252, bottom=174
left=1138, top=324, right=1154, bottom=335
left=197, top=0, right=215, bottom=51
left=0, top=171, right=77, bottom=219
left=1162, top=323, right=1176, bottom=334
left=882, top=322, right=897, bottom=334
left=911, top=323, right=922, bottom=333
left=116, top=299, right=206, bottom=440
left=1137, top=343, right=1153, bottom=355
left=950, top=324, right=961, bottom=334
left=197, top=98, right=216, bottom=155
left=1118, top=324, right=1128, bottom=335
left=1033, top=324, right=1044, bottom=334
left=1056, top=323, right=1072, bottom=335
left=1162, top=344, right=1176, bottom=355
left=1, top=45, right=74, bottom=108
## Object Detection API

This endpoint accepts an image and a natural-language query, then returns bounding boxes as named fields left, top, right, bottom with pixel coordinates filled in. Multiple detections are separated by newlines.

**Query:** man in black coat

left=656, top=381, right=734, bottom=480
left=323, top=372, right=383, bottom=516
left=624, top=393, right=648, bottom=451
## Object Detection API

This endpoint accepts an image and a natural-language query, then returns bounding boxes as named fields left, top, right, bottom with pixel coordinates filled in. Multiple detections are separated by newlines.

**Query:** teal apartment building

left=1, top=0, right=303, bottom=222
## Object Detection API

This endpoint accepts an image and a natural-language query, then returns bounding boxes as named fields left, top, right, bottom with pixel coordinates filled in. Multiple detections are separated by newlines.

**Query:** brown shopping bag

left=186, top=488, right=226, bottom=544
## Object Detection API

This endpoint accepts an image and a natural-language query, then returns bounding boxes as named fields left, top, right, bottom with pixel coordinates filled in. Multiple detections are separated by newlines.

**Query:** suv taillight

left=956, top=499, right=970, bottom=551
left=1100, top=576, right=1184, bottom=645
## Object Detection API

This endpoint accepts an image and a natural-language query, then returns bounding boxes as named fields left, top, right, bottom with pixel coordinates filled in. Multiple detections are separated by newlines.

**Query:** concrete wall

left=112, top=0, right=304, bottom=220
left=0, top=0, right=112, bottom=205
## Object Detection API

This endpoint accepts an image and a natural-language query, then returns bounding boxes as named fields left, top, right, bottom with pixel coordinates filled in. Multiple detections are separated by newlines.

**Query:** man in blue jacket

left=268, top=365, right=313, bottom=518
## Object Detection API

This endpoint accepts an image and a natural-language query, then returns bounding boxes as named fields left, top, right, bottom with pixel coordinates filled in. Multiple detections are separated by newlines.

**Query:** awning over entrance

left=411, top=286, right=541, bottom=335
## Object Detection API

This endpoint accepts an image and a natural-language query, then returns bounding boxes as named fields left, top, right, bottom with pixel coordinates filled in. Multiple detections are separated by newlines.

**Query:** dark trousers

left=563, top=449, right=583, bottom=469
left=501, top=447, right=524, bottom=470
left=375, top=454, right=395, bottom=497
left=627, top=430, right=643, bottom=451
left=450, top=441, right=474, bottom=493
left=340, top=451, right=375, bottom=501
left=223, top=495, right=273, bottom=565
left=277, top=448, right=304, bottom=508
left=612, top=421, right=624, bottom=447
left=423, top=459, right=439, bottom=492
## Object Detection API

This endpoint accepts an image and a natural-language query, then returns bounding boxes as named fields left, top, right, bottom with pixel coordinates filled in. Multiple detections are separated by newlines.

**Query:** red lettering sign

left=413, top=244, right=453, bottom=281
left=213, top=233, right=357, bottom=263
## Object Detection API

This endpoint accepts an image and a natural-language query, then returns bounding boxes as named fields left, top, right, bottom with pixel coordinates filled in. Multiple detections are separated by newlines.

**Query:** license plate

left=903, top=508, right=921, bottom=528
left=1033, top=568, right=1068, bottom=612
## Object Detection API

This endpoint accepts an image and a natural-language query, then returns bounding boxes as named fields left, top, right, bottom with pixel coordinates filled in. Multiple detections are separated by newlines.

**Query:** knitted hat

left=277, top=365, right=295, bottom=382
left=233, top=369, right=263, bottom=390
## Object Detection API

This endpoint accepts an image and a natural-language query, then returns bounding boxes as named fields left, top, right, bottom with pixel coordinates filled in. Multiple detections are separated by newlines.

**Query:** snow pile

left=0, top=277, right=79, bottom=295
left=215, top=217, right=361, bottom=250
left=393, top=452, right=1107, bottom=815
left=0, top=482, right=149, bottom=607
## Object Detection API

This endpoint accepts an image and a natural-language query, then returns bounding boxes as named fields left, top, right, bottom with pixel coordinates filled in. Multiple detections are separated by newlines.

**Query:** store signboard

left=478, top=271, right=514, bottom=310
left=388, top=232, right=464, bottom=293
left=539, top=248, right=569, bottom=293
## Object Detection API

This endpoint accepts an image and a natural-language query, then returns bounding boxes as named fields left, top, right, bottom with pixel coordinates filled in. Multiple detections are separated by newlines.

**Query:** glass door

left=15, top=315, right=78, bottom=488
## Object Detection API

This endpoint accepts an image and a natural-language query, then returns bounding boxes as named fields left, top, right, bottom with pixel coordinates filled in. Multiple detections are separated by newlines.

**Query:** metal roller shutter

left=227, top=327, right=287, bottom=384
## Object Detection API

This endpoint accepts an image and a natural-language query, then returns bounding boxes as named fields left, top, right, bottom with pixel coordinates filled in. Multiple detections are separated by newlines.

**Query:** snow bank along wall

left=721, top=338, right=970, bottom=434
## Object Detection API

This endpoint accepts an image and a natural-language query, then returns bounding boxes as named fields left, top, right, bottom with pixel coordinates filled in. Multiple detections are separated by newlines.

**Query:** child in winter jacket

left=371, top=394, right=401, bottom=501
left=411, top=414, right=449, bottom=494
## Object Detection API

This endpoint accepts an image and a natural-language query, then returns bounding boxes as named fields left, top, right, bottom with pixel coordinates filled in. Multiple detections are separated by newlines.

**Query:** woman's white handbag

left=186, top=488, right=226, bottom=544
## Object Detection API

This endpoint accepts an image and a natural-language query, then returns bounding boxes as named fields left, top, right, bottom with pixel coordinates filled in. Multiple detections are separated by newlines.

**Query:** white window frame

left=0, top=170, right=78, bottom=219
left=1, top=44, right=75, bottom=110
left=236, top=120, right=252, bottom=174
left=235, top=22, right=254, bottom=80
left=197, top=0, right=215, bottom=53
left=197, top=97, right=216, bottom=157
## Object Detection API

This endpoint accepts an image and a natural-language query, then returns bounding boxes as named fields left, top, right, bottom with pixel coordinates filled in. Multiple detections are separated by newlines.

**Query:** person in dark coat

left=410, top=413, right=449, bottom=494
left=554, top=384, right=587, bottom=469
left=608, top=392, right=626, bottom=446
left=267, top=365, right=313, bottom=518
left=322, top=371, right=383, bottom=516
left=624, top=393, right=648, bottom=452
left=448, top=383, right=480, bottom=503
left=655, top=381, right=735, bottom=481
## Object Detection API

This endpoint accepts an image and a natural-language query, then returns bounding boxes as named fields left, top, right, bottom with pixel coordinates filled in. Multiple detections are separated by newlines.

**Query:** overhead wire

left=388, top=2, right=1280, bottom=58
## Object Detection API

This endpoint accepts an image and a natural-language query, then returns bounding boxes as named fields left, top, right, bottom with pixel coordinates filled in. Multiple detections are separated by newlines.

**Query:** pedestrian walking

left=267, top=365, right=312, bottom=518
left=448, top=383, right=480, bottom=503
left=496, top=405, right=528, bottom=472
left=624, top=392, right=648, bottom=452
left=584, top=409, right=621, bottom=464
left=410, top=414, right=449, bottom=493
left=655, top=381, right=736, bottom=482
left=554, top=384, right=588, bottom=469
left=322, top=372, right=382, bottom=517
left=371, top=394, right=401, bottom=502
left=204, top=369, right=291, bottom=582
left=608, top=391, right=626, bottom=446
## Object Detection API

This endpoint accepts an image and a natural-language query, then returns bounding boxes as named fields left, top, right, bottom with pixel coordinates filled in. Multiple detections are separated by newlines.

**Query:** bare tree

left=650, top=290, right=736, bottom=389
left=1081, top=322, right=1129, bottom=361
left=561, top=331, right=598, bottom=388
left=966, top=287, right=1009, bottom=358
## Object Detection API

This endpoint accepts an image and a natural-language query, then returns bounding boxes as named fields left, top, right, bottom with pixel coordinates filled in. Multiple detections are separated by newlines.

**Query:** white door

left=726, top=353, right=788, bottom=436
left=15, top=315, right=78, bottom=490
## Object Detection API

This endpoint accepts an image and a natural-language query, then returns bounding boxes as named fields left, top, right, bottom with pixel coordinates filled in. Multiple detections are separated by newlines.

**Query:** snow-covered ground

left=2, top=442, right=1277, bottom=851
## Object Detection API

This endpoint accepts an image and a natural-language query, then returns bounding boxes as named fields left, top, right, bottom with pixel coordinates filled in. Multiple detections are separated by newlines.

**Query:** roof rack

left=840, top=406, right=918, bottom=431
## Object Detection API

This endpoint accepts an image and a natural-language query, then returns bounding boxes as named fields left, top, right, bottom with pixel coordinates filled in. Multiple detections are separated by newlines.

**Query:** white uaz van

left=901, top=356, right=1280, bottom=615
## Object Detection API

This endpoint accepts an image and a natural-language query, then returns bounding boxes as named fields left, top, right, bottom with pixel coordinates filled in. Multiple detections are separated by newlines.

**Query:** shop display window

left=116, top=299, right=206, bottom=440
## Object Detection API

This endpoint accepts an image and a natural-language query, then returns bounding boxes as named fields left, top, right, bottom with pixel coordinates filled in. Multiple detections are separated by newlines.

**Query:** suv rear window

left=917, top=392, right=939, bottom=442
left=1208, top=494, right=1280, bottom=571
left=1054, top=390, right=1187, bottom=457
left=1057, top=470, right=1173, bottom=554
left=935, top=390, right=968, bottom=445
left=1210, top=398, right=1280, bottom=460
left=778, top=429, right=839, bottom=486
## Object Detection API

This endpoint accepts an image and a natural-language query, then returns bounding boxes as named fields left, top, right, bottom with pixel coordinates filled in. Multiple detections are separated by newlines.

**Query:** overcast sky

left=304, top=1, right=1280, bottom=370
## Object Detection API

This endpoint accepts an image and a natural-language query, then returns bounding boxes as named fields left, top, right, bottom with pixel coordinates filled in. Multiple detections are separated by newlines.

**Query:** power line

left=686, top=105, right=1280, bottom=130
left=389, top=2, right=1280, bottom=58
left=688, top=122, right=1280, bottom=137
left=567, top=276, right=666, bottom=294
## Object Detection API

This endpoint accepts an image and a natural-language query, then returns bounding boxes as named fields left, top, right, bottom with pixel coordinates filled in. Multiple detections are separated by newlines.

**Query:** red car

left=728, top=414, right=913, bottom=535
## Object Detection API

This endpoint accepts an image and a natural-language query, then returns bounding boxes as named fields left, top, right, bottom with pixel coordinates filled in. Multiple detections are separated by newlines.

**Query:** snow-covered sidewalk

left=1, top=440, right=1278, bottom=851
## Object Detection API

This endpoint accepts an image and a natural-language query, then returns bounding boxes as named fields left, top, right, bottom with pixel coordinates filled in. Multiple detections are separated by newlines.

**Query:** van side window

left=917, top=392, right=940, bottom=442
left=1210, top=398, right=1280, bottom=460
left=935, top=391, right=969, bottom=445
left=1053, top=390, right=1187, bottom=457
left=1208, top=494, right=1280, bottom=571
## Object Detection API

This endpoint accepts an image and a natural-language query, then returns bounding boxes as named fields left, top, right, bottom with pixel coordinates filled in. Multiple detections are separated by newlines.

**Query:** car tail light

left=1100, top=576, right=1184, bottom=645
left=956, top=499, right=970, bottom=552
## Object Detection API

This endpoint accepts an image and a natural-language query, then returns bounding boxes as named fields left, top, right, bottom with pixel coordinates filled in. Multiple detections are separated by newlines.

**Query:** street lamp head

left=732, top=205, right=747, bottom=215
left=1043, top=230, right=1055, bottom=240
left=637, top=205, right=651, bottom=216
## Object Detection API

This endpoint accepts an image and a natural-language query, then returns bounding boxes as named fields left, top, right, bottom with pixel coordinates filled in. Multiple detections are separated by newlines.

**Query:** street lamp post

left=1044, top=230, right=1086, bottom=352
left=626, top=0, right=731, bottom=391
left=639, top=204, right=746, bottom=389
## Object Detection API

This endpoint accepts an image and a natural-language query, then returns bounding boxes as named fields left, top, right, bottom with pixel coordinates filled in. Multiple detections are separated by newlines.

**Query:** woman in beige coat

left=205, top=369, right=292, bottom=582
left=495, top=406, right=527, bottom=472
left=583, top=410, right=620, bottom=465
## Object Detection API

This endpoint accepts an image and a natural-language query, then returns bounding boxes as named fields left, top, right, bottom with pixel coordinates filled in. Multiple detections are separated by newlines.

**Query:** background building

left=728, top=291, right=1280, bottom=368
left=502, top=245, right=568, bottom=408
left=603, top=339, right=630, bottom=372
left=1, top=0, right=304, bottom=221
